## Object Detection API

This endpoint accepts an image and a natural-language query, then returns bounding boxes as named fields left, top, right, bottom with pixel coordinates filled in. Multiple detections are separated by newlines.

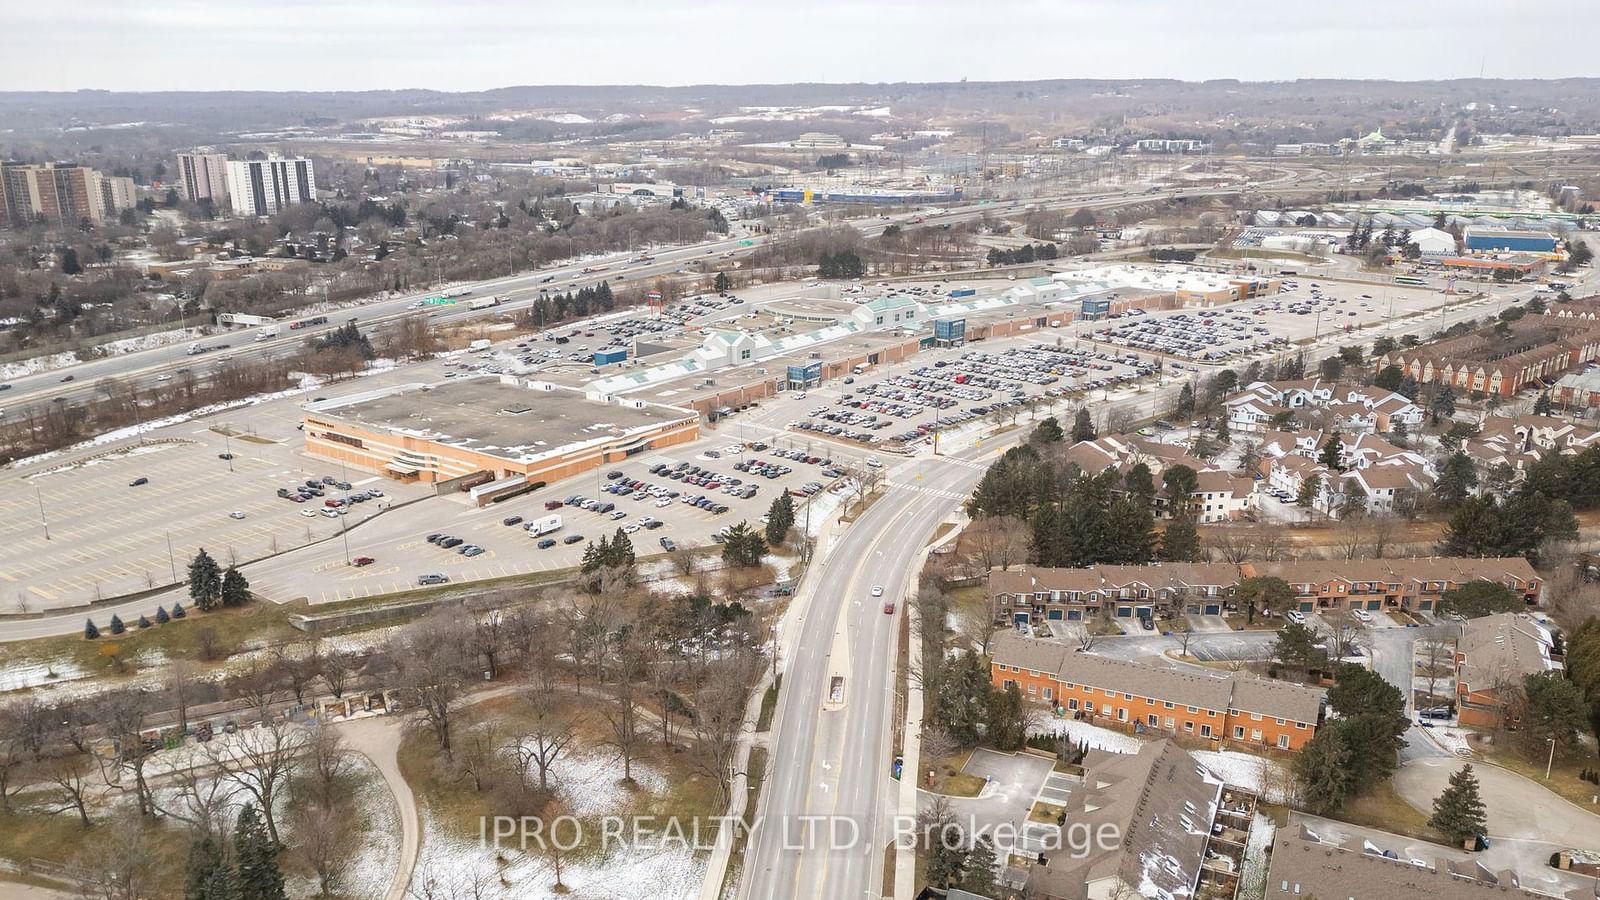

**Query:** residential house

left=1266, top=828, right=1555, bottom=899
left=1341, top=462, right=1432, bottom=513
left=1455, top=612, right=1561, bottom=728
left=1243, top=558, right=1544, bottom=613
left=991, top=631, right=1325, bottom=750
left=990, top=563, right=1243, bottom=624
left=1194, top=469, right=1255, bottom=523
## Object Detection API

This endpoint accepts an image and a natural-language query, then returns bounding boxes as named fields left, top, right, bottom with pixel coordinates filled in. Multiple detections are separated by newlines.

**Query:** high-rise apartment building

left=0, top=162, right=129, bottom=228
left=225, top=157, right=316, bottom=217
left=176, top=152, right=229, bottom=202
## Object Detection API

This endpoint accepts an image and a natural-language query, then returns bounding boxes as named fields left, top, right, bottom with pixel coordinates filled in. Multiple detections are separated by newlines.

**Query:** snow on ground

left=1236, top=810, right=1277, bottom=899
left=412, top=752, right=704, bottom=900
left=0, top=656, right=88, bottom=692
left=1036, top=718, right=1145, bottom=755
left=1193, top=750, right=1295, bottom=805
left=0, top=327, right=204, bottom=379
left=320, top=752, right=402, bottom=900
left=1421, top=725, right=1474, bottom=757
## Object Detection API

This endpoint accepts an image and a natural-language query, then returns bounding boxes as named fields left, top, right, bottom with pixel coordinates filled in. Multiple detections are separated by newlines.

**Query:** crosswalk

left=884, top=480, right=968, bottom=501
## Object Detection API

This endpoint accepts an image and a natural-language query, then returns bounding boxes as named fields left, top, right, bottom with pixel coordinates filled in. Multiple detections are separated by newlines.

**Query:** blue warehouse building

left=1464, top=225, right=1558, bottom=254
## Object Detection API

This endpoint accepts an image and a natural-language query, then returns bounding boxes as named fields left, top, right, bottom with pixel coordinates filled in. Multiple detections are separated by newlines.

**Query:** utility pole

left=166, top=531, right=178, bottom=583
left=33, top=485, right=49, bottom=541
left=222, top=425, right=233, bottom=472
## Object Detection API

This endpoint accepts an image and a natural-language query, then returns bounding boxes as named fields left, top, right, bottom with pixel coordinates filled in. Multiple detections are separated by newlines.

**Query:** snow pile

left=1192, top=750, right=1295, bottom=804
left=0, top=327, right=204, bottom=379
left=1037, top=718, right=1144, bottom=755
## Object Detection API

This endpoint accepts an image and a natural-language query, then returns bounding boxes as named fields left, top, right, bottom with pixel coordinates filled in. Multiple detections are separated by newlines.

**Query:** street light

left=1546, top=736, right=1557, bottom=780
left=33, top=484, right=49, bottom=541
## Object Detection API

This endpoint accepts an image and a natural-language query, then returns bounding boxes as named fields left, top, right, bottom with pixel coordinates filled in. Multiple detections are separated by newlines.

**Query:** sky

left=5, top=0, right=1599, bottom=92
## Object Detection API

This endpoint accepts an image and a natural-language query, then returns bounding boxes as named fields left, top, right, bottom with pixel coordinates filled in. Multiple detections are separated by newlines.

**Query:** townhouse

left=1459, top=414, right=1600, bottom=485
left=1193, top=469, right=1255, bottom=523
left=1454, top=612, right=1561, bottom=728
left=990, top=562, right=1242, bottom=625
left=1064, top=432, right=1256, bottom=519
left=1266, top=828, right=1556, bottom=900
left=1242, top=558, right=1544, bottom=613
left=991, top=631, right=1325, bottom=751
left=1225, top=379, right=1422, bottom=436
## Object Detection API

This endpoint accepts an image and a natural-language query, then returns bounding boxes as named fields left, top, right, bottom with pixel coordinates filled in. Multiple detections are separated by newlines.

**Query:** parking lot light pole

left=33, top=485, right=49, bottom=541
left=166, top=531, right=178, bottom=583
left=222, top=426, right=234, bottom=473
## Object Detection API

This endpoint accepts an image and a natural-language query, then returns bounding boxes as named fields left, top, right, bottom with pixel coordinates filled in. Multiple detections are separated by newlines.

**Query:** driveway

left=918, top=748, right=1055, bottom=856
left=1184, top=614, right=1231, bottom=633
left=1394, top=757, right=1600, bottom=851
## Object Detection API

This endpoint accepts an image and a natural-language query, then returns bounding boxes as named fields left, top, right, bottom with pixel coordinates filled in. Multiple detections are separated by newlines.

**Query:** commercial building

left=302, top=376, right=699, bottom=498
left=991, top=631, right=1324, bottom=751
left=1464, top=224, right=1559, bottom=255
left=758, top=186, right=963, bottom=205
left=176, top=152, right=230, bottom=203
left=0, top=162, right=133, bottom=228
left=1454, top=612, right=1560, bottom=728
left=225, top=157, right=317, bottom=217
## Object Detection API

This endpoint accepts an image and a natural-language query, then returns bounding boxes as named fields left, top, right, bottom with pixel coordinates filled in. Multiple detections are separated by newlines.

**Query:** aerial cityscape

left=4, top=5, right=1600, bottom=900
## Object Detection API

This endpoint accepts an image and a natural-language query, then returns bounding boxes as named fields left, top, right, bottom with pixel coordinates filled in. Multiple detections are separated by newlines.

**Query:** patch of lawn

left=756, top=676, right=781, bottom=733
left=1029, top=801, right=1064, bottom=825
left=1339, top=781, right=1443, bottom=844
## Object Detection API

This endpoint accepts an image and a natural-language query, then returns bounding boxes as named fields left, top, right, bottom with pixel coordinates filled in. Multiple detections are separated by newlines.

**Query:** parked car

left=537, top=538, right=557, bottom=549
left=352, top=557, right=375, bottom=567
left=659, top=537, right=677, bottom=552
left=416, top=573, right=449, bottom=585
left=562, top=534, right=585, bottom=544
left=129, top=477, right=149, bottom=486
left=502, top=515, right=523, bottom=526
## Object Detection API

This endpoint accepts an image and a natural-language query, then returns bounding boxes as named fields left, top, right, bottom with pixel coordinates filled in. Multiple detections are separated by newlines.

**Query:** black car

left=441, top=537, right=464, bottom=548
left=537, top=538, right=557, bottom=549
left=606, top=470, right=624, bottom=480
left=218, top=453, right=235, bottom=461
left=502, top=515, right=523, bottom=526
left=129, top=477, right=149, bottom=486
left=426, top=533, right=443, bottom=543
left=60, top=374, right=74, bottom=382
left=562, top=534, right=585, bottom=544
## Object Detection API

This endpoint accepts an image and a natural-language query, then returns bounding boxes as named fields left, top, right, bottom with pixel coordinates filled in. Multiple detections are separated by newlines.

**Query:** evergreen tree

left=1294, top=725, right=1356, bottom=814
left=765, top=493, right=795, bottom=545
left=1123, top=463, right=1156, bottom=507
left=957, top=837, right=999, bottom=895
left=185, top=835, right=234, bottom=900
left=1071, top=407, right=1096, bottom=443
left=1318, top=437, right=1343, bottom=471
left=932, top=653, right=992, bottom=746
left=188, top=548, right=223, bottom=611
left=609, top=528, right=636, bottom=568
left=234, top=803, right=285, bottom=900
left=109, top=614, right=125, bottom=635
left=1175, top=383, right=1196, bottom=420
left=713, top=271, right=731, bottom=292
left=84, top=618, right=99, bottom=640
left=985, top=683, right=1027, bottom=751
left=137, top=615, right=152, bottom=629
left=155, top=606, right=170, bottom=625
left=721, top=522, right=767, bottom=567
left=1428, top=764, right=1487, bottom=846
left=1159, top=511, right=1201, bottom=562
left=220, top=567, right=252, bottom=608
left=1215, top=415, right=1230, bottom=443
left=171, top=601, right=187, bottom=619
left=1031, top=416, right=1064, bottom=444
left=1296, top=473, right=1322, bottom=509
left=1534, top=392, right=1554, bottom=415
left=1430, top=385, right=1457, bottom=421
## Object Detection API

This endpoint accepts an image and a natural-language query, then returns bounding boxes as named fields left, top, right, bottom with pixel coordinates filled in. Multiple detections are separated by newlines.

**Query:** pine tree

left=137, top=615, right=152, bottom=629
left=171, top=601, right=187, bottom=619
left=1428, top=764, right=1487, bottom=845
left=1215, top=416, right=1230, bottom=443
left=84, top=618, right=99, bottom=640
left=220, top=567, right=252, bottom=608
left=185, top=835, right=234, bottom=900
left=188, top=548, right=223, bottom=611
left=957, top=836, right=999, bottom=895
left=1176, top=383, right=1196, bottom=420
left=1294, top=725, right=1356, bottom=814
left=155, top=606, right=170, bottom=625
left=765, top=492, right=796, bottom=545
left=234, top=804, right=285, bottom=900
left=713, top=271, right=731, bottom=292
left=1071, top=407, right=1096, bottom=443
left=1159, top=511, right=1201, bottom=562
left=1319, top=437, right=1343, bottom=471
left=1534, top=392, right=1554, bottom=415
left=109, top=614, right=125, bottom=635
left=608, top=528, right=636, bottom=568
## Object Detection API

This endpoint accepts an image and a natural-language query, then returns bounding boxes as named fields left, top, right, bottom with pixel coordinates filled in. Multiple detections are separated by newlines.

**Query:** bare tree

left=44, top=751, right=95, bottom=826
left=394, top=611, right=474, bottom=758
left=272, top=641, right=320, bottom=705
left=304, top=726, right=353, bottom=808
left=98, top=689, right=156, bottom=816
left=508, top=680, right=579, bottom=795
left=456, top=722, right=500, bottom=793
left=230, top=656, right=283, bottom=724
left=473, top=611, right=507, bottom=681
left=159, top=755, right=238, bottom=844
left=319, top=647, right=357, bottom=699
left=1419, top=639, right=1454, bottom=707
left=1323, top=623, right=1370, bottom=662
left=210, top=718, right=305, bottom=846
left=1366, top=512, right=1401, bottom=559
left=167, top=659, right=197, bottom=734
left=964, top=514, right=1031, bottom=573
left=921, top=724, right=960, bottom=762
left=690, top=658, right=759, bottom=806
left=1172, top=618, right=1196, bottom=657
left=292, top=799, right=354, bottom=898
left=71, top=811, right=154, bottom=900
left=1333, top=511, right=1369, bottom=561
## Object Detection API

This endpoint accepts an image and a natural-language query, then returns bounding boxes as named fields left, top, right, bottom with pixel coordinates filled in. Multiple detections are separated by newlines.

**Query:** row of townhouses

left=989, top=557, right=1544, bottom=624
left=1063, top=433, right=1256, bottom=523
left=991, top=631, right=1325, bottom=750
left=1225, top=379, right=1425, bottom=435
left=1257, top=430, right=1436, bottom=514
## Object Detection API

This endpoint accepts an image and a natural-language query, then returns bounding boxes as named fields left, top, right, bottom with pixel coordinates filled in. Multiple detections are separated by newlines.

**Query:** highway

left=0, top=167, right=1318, bottom=416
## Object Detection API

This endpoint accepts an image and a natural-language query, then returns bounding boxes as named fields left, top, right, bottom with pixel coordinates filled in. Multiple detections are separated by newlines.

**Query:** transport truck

left=528, top=514, right=563, bottom=536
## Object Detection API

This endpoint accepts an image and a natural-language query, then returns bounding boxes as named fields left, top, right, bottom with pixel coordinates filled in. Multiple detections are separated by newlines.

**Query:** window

left=1201, top=724, right=1212, bottom=738
left=1068, top=699, right=1079, bottom=711
left=1250, top=712, right=1262, bottom=721
left=1122, top=693, right=1132, bottom=700
left=1276, top=718, right=1286, bottom=726
left=1117, top=708, right=1129, bottom=722
left=1103, top=689, right=1115, bottom=698
left=1187, top=706, right=1198, bottom=714
left=1164, top=717, right=1175, bottom=729
left=1278, top=734, right=1290, bottom=749
left=1003, top=679, right=1015, bottom=689
left=1163, top=701, right=1174, bottom=709
left=1084, top=701, right=1095, bottom=714
left=1043, top=688, right=1054, bottom=701
left=1233, top=726, right=1245, bottom=739
left=1029, top=669, right=1040, bottom=677
left=1251, top=729, right=1262, bottom=742
left=1184, top=721, right=1195, bottom=733
left=1296, top=722, right=1307, bottom=730
left=1147, top=714, right=1159, bottom=727
left=1027, top=684, right=1036, bottom=695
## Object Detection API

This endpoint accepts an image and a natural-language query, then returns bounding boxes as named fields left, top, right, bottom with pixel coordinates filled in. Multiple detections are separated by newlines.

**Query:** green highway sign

left=738, top=239, right=754, bottom=247
left=420, top=297, right=457, bottom=305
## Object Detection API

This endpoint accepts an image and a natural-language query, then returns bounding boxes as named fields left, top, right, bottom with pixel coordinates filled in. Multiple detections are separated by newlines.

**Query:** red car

left=544, top=499, right=563, bottom=510
left=883, top=601, right=896, bottom=615
left=325, top=499, right=343, bottom=508
left=352, top=556, right=375, bottom=567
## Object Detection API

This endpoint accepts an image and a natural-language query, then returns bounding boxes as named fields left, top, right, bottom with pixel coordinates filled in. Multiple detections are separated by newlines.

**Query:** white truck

left=468, top=339, right=492, bottom=353
left=468, top=295, right=501, bottom=310
left=185, top=342, right=205, bottom=356
left=254, top=326, right=279, bottom=342
left=528, top=514, right=563, bottom=536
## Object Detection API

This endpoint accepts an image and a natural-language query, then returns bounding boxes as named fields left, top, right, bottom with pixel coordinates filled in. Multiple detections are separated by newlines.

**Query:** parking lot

left=241, top=438, right=848, bottom=604
left=0, top=417, right=431, bottom=613
left=1083, top=278, right=1466, bottom=363
left=789, top=340, right=1156, bottom=450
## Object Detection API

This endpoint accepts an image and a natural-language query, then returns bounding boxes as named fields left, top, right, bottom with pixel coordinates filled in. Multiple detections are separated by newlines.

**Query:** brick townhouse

left=1242, top=558, right=1543, bottom=613
left=990, top=562, right=1241, bottom=626
left=1454, top=612, right=1561, bottom=728
left=991, top=631, right=1325, bottom=751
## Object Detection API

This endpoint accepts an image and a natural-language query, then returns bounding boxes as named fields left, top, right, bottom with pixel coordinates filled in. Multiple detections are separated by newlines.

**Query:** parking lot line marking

left=0, top=572, right=13, bottom=582
left=27, top=585, right=57, bottom=601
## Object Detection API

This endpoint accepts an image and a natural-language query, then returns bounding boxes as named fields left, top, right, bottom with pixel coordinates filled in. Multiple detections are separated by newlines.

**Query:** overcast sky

left=5, top=0, right=1597, bottom=92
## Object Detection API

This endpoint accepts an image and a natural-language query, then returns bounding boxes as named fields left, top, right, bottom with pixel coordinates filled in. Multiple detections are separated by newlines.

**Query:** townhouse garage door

left=1203, top=603, right=1222, bottom=615
left=1047, top=609, right=1064, bottom=620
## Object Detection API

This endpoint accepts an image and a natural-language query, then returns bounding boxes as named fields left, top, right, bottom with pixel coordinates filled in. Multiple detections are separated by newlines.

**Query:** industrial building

left=225, top=157, right=317, bottom=217
left=302, top=376, right=699, bottom=499
left=759, top=186, right=963, bottom=205
left=1464, top=224, right=1558, bottom=255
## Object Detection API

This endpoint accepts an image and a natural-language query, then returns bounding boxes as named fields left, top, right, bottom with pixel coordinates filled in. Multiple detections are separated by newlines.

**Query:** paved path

left=334, top=716, right=419, bottom=900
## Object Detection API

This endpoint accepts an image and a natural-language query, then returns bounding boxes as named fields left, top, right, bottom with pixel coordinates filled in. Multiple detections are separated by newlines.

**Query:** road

left=3, top=170, right=1328, bottom=416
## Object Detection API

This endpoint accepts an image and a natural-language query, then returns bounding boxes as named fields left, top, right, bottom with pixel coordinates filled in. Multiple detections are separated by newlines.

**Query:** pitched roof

left=1246, top=557, right=1542, bottom=588
left=1457, top=612, right=1558, bottom=692
left=990, top=632, right=1324, bottom=723
left=1266, top=830, right=1552, bottom=899
left=988, top=563, right=1243, bottom=597
left=1026, top=740, right=1222, bottom=900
